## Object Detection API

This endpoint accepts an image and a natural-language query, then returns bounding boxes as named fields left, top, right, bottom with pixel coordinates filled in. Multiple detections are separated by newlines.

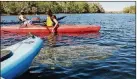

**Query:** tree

left=1, top=1, right=105, bottom=15
left=88, top=2, right=105, bottom=13
left=123, top=5, right=136, bottom=14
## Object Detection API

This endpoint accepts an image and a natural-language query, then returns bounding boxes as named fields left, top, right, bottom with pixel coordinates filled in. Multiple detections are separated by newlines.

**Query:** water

left=1, top=14, right=135, bottom=79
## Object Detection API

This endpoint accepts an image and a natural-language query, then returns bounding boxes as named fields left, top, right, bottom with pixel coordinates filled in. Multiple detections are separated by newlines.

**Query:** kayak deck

left=1, top=36, right=43, bottom=79
left=1, top=50, right=13, bottom=62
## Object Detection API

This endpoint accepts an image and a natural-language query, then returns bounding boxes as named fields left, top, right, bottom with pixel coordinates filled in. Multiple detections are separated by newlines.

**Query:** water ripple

left=1, top=14, right=135, bottom=79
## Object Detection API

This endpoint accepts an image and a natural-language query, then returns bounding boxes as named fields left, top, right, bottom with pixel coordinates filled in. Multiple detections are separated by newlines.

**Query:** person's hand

left=51, top=28, right=57, bottom=35
left=52, top=29, right=55, bottom=33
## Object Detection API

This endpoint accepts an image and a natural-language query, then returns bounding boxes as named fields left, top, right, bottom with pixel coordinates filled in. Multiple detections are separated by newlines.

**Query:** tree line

left=123, top=5, right=136, bottom=14
left=1, top=2, right=105, bottom=15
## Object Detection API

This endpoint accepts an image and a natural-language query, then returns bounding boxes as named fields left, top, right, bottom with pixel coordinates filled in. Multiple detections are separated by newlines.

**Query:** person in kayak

left=18, top=12, right=32, bottom=26
left=46, top=9, right=59, bottom=34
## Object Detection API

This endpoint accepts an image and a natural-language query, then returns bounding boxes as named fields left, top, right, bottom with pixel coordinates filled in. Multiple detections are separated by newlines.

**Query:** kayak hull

left=1, top=24, right=101, bottom=34
left=1, top=36, right=43, bottom=79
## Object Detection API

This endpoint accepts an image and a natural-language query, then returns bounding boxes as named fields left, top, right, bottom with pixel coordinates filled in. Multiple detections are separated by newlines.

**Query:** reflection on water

left=1, top=14, right=135, bottom=79
left=1, top=31, right=28, bottom=49
left=47, top=33, right=58, bottom=47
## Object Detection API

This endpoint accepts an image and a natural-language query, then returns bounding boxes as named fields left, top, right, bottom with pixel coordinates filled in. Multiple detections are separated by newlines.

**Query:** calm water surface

left=1, top=14, right=136, bottom=79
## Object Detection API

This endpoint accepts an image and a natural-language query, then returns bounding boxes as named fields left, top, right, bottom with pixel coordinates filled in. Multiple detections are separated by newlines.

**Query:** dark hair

left=47, top=9, right=52, bottom=16
left=20, top=12, right=24, bottom=15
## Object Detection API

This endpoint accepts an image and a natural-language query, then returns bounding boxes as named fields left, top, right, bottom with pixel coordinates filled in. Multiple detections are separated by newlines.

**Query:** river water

left=1, top=14, right=136, bottom=79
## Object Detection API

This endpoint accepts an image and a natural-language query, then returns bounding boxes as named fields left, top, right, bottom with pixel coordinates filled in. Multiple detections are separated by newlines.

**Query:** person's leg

left=20, top=23, right=27, bottom=27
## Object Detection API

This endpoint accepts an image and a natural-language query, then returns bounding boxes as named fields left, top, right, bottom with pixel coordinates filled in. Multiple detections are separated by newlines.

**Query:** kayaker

left=46, top=9, right=59, bottom=34
left=18, top=12, right=32, bottom=26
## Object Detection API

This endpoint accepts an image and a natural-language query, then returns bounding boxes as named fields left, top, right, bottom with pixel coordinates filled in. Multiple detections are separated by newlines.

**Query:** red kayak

left=1, top=24, right=100, bottom=34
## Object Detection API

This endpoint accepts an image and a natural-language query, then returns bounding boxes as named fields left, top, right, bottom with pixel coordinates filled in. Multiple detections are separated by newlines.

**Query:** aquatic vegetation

left=33, top=44, right=117, bottom=67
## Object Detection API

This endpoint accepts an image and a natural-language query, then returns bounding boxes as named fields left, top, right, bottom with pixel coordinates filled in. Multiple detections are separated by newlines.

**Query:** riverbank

left=2, top=12, right=135, bottom=16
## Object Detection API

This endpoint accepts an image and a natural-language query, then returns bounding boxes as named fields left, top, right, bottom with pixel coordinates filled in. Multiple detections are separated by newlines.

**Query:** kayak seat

left=1, top=50, right=13, bottom=62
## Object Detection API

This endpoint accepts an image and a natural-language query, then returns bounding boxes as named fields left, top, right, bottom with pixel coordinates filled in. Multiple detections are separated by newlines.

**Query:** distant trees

left=88, top=2, right=105, bottom=13
left=1, top=1, right=105, bottom=15
left=123, top=5, right=136, bottom=14
left=1, top=2, right=135, bottom=15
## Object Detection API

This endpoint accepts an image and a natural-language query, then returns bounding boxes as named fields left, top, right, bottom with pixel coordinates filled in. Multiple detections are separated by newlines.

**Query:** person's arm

left=53, top=18, right=59, bottom=28
left=19, top=15, right=28, bottom=21
left=52, top=15, right=59, bottom=32
left=23, top=15, right=28, bottom=21
left=18, top=15, right=22, bottom=21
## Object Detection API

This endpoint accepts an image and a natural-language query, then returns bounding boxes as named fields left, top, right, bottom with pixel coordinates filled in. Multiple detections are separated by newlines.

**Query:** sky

left=98, top=2, right=135, bottom=11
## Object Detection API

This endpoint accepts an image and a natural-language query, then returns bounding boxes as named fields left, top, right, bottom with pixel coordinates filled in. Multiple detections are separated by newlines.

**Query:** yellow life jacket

left=46, top=16, right=53, bottom=27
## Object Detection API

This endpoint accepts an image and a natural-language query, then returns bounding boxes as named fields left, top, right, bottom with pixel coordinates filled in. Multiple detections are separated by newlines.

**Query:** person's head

left=46, top=9, right=52, bottom=16
left=20, top=11, right=24, bottom=15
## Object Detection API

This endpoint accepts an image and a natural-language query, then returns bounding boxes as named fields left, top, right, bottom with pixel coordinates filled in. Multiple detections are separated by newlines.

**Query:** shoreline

left=1, top=13, right=135, bottom=16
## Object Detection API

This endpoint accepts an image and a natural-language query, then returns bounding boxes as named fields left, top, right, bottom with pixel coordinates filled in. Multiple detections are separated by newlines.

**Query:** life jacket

left=46, top=16, right=55, bottom=27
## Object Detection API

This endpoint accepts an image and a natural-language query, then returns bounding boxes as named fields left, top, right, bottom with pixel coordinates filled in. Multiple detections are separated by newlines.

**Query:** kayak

left=1, top=24, right=101, bottom=34
left=1, top=36, right=43, bottom=79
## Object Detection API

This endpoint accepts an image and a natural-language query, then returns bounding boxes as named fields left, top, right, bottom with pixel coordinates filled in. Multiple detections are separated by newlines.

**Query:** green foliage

left=123, top=5, right=136, bottom=14
left=88, top=2, right=105, bottom=13
left=1, top=1, right=105, bottom=15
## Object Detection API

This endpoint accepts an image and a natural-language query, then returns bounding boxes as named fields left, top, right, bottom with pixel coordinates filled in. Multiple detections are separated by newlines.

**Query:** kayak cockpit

left=1, top=50, right=13, bottom=62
